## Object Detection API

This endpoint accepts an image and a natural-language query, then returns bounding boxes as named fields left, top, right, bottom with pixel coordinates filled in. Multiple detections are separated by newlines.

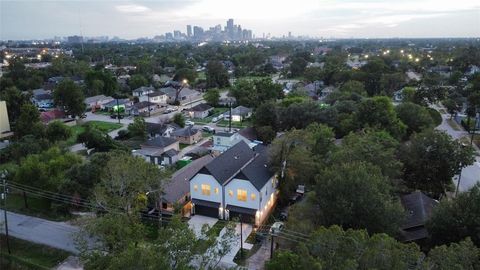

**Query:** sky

left=1, top=0, right=479, bottom=40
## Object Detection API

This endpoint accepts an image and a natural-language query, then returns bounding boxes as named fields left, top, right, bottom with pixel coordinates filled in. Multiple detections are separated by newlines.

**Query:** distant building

left=134, top=136, right=180, bottom=166
left=187, top=25, right=192, bottom=37
left=188, top=103, right=213, bottom=119
left=138, top=91, right=168, bottom=105
left=67, top=35, right=83, bottom=43
left=172, top=126, right=202, bottom=145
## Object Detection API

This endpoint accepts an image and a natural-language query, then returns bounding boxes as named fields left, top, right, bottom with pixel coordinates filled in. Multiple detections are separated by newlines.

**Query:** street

left=433, top=104, right=480, bottom=193
left=0, top=211, right=80, bottom=254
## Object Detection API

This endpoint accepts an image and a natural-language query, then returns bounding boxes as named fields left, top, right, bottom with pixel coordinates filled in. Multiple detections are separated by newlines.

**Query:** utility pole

left=116, top=98, right=120, bottom=124
left=270, top=233, right=274, bottom=259
left=229, top=101, right=232, bottom=132
left=240, top=214, right=243, bottom=259
left=2, top=172, right=11, bottom=254
left=471, top=112, right=478, bottom=146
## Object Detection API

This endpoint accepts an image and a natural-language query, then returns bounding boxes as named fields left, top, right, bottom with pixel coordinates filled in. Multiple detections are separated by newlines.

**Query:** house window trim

left=201, top=184, right=211, bottom=196
left=237, top=189, right=247, bottom=202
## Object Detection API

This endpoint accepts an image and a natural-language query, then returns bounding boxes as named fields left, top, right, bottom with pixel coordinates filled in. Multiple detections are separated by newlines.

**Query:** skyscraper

left=227, top=19, right=234, bottom=39
left=193, top=26, right=204, bottom=39
left=187, top=25, right=192, bottom=37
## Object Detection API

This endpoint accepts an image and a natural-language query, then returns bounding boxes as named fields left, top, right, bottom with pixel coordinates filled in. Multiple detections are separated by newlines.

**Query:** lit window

left=201, top=184, right=211, bottom=196
left=271, top=178, right=275, bottom=188
left=251, top=193, right=256, bottom=200
left=194, top=185, right=198, bottom=191
left=229, top=190, right=233, bottom=197
left=237, top=189, right=247, bottom=202
left=215, top=187, right=219, bottom=194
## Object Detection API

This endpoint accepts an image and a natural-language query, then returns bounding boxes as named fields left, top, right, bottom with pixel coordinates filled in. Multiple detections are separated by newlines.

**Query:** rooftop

left=142, top=136, right=178, bottom=148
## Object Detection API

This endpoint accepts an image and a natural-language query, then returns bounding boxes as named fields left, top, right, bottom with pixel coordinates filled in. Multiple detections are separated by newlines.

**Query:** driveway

left=188, top=215, right=218, bottom=238
left=0, top=211, right=80, bottom=254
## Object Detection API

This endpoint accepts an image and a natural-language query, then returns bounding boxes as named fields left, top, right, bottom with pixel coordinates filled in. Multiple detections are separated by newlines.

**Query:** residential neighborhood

left=1, top=5, right=480, bottom=269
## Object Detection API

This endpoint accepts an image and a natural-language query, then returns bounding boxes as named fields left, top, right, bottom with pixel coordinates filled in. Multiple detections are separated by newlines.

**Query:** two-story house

left=132, top=86, right=155, bottom=97
left=189, top=141, right=277, bottom=225
left=211, top=132, right=255, bottom=154
left=133, top=136, right=180, bottom=166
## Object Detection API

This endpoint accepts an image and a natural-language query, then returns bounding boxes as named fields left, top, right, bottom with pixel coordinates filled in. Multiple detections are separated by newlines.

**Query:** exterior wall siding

left=190, top=173, right=222, bottom=204
left=224, top=179, right=260, bottom=210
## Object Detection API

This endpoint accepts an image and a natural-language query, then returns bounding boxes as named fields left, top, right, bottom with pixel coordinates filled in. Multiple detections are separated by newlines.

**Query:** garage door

left=194, top=205, right=218, bottom=218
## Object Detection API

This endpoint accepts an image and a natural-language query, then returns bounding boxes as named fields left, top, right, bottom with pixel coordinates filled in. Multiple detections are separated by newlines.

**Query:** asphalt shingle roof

left=400, top=191, right=438, bottom=229
left=143, top=136, right=177, bottom=148
left=190, top=103, right=212, bottom=112
left=173, top=126, right=199, bottom=137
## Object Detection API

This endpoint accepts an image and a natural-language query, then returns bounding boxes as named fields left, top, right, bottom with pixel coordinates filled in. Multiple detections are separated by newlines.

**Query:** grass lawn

left=0, top=236, right=70, bottom=269
left=66, top=121, right=123, bottom=145
left=216, top=119, right=251, bottom=128
left=179, top=143, right=190, bottom=150
left=206, top=221, right=226, bottom=237
left=2, top=192, right=72, bottom=221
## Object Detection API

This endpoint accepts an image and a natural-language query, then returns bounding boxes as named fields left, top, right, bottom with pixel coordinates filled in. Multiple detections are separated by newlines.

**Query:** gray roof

left=34, top=93, right=53, bottom=101
left=400, top=191, right=438, bottom=229
left=142, top=136, right=178, bottom=148
left=163, top=155, right=215, bottom=203
left=104, top=99, right=130, bottom=107
left=133, top=101, right=157, bottom=110
left=84, top=95, right=112, bottom=104
left=147, top=91, right=166, bottom=97
left=190, top=103, right=212, bottom=112
left=164, top=149, right=179, bottom=157
left=160, top=86, right=199, bottom=99
left=173, top=126, right=199, bottom=137
left=133, top=86, right=155, bottom=93
left=234, top=145, right=273, bottom=190
left=231, top=106, right=252, bottom=116
left=215, top=132, right=235, bottom=137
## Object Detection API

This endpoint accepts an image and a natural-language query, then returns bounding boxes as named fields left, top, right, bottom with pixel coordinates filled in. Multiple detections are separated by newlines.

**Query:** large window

left=201, top=184, right=211, bottom=196
left=237, top=189, right=247, bottom=202
left=251, top=193, right=256, bottom=201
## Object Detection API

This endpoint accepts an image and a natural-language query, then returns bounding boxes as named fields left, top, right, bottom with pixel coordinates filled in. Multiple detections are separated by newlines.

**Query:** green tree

left=313, top=162, right=404, bottom=235
left=206, top=60, right=229, bottom=88
left=356, top=96, right=406, bottom=139
left=424, top=238, right=480, bottom=270
left=400, top=130, right=475, bottom=197
left=0, top=86, right=31, bottom=123
left=128, top=74, right=148, bottom=90
left=46, top=121, right=72, bottom=142
left=172, top=113, right=185, bottom=128
left=443, top=99, right=460, bottom=119
left=77, top=124, right=126, bottom=152
left=427, top=184, right=480, bottom=246
left=395, top=102, right=434, bottom=137
left=204, top=88, right=220, bottom=106
left=53, top=79, right=86, bottom=118
left=289, top=57, right=307, bottom=77
left=15, top=103, right=44, bottom=138
left=127, top=117, right=147, bottom=139
left=173, top=68, right=197, bottom=83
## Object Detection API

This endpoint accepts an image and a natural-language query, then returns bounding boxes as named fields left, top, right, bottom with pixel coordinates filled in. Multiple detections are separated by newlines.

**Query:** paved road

left=433, top=104, right=480, bottom=192
left=0, top=211, right=80, bottom=254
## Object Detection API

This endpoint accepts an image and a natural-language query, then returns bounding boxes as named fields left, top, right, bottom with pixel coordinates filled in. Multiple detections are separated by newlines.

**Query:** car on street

left=202, top=126, right=215, bottom=133
left=185, top=120, right=195, bottom=126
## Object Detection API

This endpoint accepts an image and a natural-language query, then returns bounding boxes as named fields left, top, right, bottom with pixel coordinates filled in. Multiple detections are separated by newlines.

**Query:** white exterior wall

left=259, top=176, right=276, bottom=212
left=190, top=174, right=222, bottom=204
left=139, top=95, right=167, bottom=104
left=224, top=179, right=260, bottom=210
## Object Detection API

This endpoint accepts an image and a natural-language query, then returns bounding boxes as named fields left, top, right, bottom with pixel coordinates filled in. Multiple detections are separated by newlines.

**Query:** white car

left=269, top=222, right=284, bottom=235
left=202, top=126, right=215, bottom=133
left=185, top=120, right=195, bottom=126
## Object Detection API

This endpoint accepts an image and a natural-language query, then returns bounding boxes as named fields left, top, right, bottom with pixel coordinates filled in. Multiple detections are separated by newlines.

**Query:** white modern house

left=138, top=91, right=168, bottom=105
left=189, top=141, right=277, bottom=225
left=211, top=132, right=255, bottom=153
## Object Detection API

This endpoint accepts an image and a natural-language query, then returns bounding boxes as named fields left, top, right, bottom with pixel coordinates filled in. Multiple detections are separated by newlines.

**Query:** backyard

left=66, top=121, right=123, bottom=145
left=190, top=107, right=229, bottom=124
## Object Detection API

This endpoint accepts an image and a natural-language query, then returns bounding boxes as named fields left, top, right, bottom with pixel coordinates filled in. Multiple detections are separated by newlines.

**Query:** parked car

left=202, top=126, right=215, bottom=133
left=269, top=222, right=284, bottom=235
left=212, top=116, right=219, bottom=122
left=279, top=208, right=289, bottom=221
left=185, top=120, right=195, bottom=126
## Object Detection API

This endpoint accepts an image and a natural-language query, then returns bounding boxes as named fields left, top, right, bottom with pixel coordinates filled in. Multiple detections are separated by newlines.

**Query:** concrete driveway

left=188, top=215, right=218, bottom=238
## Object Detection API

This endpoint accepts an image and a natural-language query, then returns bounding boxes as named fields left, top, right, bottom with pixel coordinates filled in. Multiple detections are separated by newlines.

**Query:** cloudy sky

left=1, top=0, right=479, bottom=40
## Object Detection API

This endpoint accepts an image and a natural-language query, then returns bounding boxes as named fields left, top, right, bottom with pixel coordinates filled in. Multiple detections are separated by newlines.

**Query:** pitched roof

left=84, top=95, right=112, bottom=104
left=197, top=141, right=255, bottom=185
left=142, top=136, right=177, bottom=148
left=400, top=191, right=438, bottom=229
left=34, top=93, right=53, bottom=100
left=163, top=154, right=215, bottom=203
left=231, top=106, right=252, bottom=116
left=164, top=148, right=179, bottom=157
left=173, top=126, right=200, bottom=137
left=215, top=132, right=235, bottom=137
left=133, top=86, right=155, bottom=93
left=40, top=110, right=65, bottom=123
left=238, top=127, right=258, bottom=141
left=147, top=91, right=166, bottom=97
left=133, top=101, right=157, bottom=110
left=160, top=86, right=199, bottom=98
left=234, top=145, right=273, bottom=190
left=190, top=103, right=212, bottom=112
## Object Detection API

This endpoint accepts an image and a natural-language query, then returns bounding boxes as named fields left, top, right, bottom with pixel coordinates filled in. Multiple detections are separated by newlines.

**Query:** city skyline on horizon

left=1, top=0, right=479, bottom=40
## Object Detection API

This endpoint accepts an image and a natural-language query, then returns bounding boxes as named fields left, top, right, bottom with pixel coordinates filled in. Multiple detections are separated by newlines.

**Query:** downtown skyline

left=1, top=0, right=479, bottom=40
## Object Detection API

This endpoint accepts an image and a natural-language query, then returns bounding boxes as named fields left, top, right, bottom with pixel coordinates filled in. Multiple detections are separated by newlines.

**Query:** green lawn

left=216, top=119, right=251, bottom=128
left=179, top=143, right=190, bottom=150
left=66, top=121, right=123, bottom=145
left=0, top=236, right=70, bottom=269
left=1, top=192, right=72, bottom=221
left=191, top=107, right=229, bottom=124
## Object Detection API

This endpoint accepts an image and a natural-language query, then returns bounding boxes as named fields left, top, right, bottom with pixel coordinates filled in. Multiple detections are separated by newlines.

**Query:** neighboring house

left=303, top=81, right=324, bottom=99
left=400, top=191, right=438, bottom=242
left=39, top=110, right=76, bottom=126
left=32, top=92, right=54, bottom=109
left=152, top=74, right=171, bottom=84
left=466, top=65, right=480, bottom=76
left=0, top=101, right=13, bottom=138
left=238, top=127, right=259, bottom=142
left=132, top=86, right=155, bottom=97
left=139, top=91, right=168, bottom=105
left=429, top=66, right=452, bottom=77
left=190, top=141, right=278, bottom=225
left=172, top=126, right=202, bottom=145
left=188, top=103, right=213, bottom=119
left=146, top=122, right=178, bottom=138
left=224, top=106, right=252, bottom=122
left=211, top=132, right=253, bottom=154
left=84, top=95, right=114, bottom=111
left=133, top=136, right=180, bottom=166
left=103, top=98, right=132, bottom=112
left=128, top=101, right=162, bottom=116
left=161, top=154, right=215, bottom=216
left=160, top=87, right=202, bottom=105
